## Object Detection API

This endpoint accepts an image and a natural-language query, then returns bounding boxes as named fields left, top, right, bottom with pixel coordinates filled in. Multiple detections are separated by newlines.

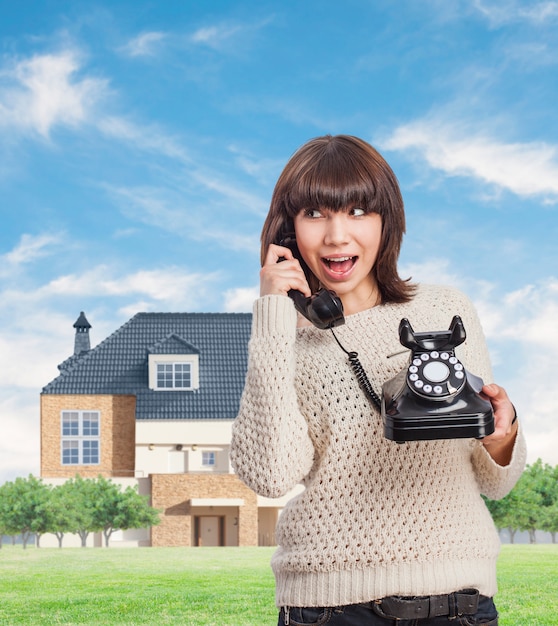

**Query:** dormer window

left=148, top=334, right=200, bottom=392
left=156, top=362, right=193, bottom=390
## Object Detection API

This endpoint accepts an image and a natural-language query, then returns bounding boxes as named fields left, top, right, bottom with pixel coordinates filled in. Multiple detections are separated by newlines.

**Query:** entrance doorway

left=194, top=516, right=225, bottom=546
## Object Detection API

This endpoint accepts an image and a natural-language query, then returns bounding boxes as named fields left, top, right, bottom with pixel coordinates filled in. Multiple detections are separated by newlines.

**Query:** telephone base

left=381, top=315, right=496, bottom=443
left=383, top=400, right=495, bottom=443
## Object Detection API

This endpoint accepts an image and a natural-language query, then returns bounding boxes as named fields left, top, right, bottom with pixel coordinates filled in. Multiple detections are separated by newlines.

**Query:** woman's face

left=293, top=206, right=382, bottom=314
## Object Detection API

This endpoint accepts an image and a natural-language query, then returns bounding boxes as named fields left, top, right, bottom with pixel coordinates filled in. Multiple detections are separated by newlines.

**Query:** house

left=40, top=311, right=300, bottom=548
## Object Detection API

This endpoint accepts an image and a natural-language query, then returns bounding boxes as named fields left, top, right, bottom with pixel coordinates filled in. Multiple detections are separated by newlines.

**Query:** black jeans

left=278, top=595, right=498, bottom=625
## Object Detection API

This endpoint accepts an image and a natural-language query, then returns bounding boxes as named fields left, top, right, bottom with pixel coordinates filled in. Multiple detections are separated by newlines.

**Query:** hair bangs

left=282, top=145, right=386, bottom=218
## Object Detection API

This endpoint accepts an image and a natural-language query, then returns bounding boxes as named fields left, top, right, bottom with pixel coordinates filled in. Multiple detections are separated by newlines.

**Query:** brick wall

left=40, top=394, right=136, bottom=478
left=150, top=473, right=258, bottom=547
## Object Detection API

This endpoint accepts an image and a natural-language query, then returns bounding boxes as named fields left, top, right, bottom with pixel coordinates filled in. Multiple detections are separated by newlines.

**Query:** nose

left=323, top=213, right=350, bottom=246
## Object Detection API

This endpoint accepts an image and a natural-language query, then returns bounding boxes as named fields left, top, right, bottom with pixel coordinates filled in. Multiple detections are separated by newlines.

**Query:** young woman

left=230, top=135, right=526, bottom=625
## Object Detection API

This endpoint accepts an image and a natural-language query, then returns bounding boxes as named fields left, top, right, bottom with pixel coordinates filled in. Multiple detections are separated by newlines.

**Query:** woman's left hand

left=480, top=383, right=518, bottom=466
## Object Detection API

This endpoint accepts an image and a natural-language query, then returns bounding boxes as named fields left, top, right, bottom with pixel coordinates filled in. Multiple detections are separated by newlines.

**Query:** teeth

left=325, top=256, right=352, bottom=262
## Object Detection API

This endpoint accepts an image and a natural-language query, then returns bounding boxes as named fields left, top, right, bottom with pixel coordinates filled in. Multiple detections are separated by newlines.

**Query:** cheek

left=363, top=224, right=382, bottom=253
left=292, top=221, right=317, bottom=256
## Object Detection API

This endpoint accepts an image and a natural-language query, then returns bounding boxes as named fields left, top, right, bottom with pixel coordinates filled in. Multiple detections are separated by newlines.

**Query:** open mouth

left=322, top=256, right=357, bottom=274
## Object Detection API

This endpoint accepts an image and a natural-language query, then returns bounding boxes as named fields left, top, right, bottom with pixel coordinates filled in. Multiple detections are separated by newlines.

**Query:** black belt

left=363, top=588, right=480, bottom=620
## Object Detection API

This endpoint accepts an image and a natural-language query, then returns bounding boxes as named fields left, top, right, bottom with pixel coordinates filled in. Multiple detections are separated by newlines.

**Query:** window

left=202, top=451, right=216, bottom=467
left=156, top=362, right=192, bottom=390
left=148, top=350, right=199, bottom=392
left=61, top=411, right=100, bottom=465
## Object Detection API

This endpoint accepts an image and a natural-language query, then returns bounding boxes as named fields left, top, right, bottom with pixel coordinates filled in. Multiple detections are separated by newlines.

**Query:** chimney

left=73, top=311, right=91, bottom=355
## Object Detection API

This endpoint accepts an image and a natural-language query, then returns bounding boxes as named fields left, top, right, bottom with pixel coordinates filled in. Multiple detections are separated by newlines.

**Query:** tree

left=517, top=460, right=558, bottom=543
left=538, top=464, right=558, bottom=543
left=0, top=476, right=50, bottom=548
left=510, top=469, right=543, bottom=543
left=89, top=477, right=160, bottom=547
left=30, top=482, right=54, bottom=547
left=113, top=484, right=160, bottom=544
left=62, top=475, right=100, bottom=547
left=45, top=483, right=82, bottom=548
left=0, top=486, right=9, bottom=548
left=484, top=459, right=558, bottom=543
left=483, top=489, right=522, bottom=543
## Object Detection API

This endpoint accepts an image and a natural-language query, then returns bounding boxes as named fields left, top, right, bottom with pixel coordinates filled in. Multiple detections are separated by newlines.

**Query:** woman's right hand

left=260, top=244, right=311, bottom=298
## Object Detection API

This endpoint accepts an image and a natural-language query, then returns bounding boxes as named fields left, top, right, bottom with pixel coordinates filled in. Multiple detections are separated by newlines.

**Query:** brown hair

left=261, top=134, right=415, bottom=304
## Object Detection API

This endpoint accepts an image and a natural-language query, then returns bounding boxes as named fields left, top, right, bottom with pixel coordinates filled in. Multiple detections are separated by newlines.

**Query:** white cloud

left=35, top=265, right=221, bottom=308
left=188, top=16, right=273, bottom=52
left=120, top=31, right=168, bottom=58
left=0, top=307, right=84, bottom=482
left=483, top=282, right=558, bottom=461
left=0, top=391, right=41, bottom=482
left=223, top=286, right=259, bottom=312
left=190, top=169, right=267, bottom=216
left=473, top=0, right=558, bottom=26
left=381, top=119, right=558, bottom=201
left=1, top=232, right=62, bottom=271
left=0, top=50, right=107, bottom=137
left=190, top=24, right=244, bottom=47
left=400, top=258, right=462, bottom=289
left=475, top=279, right=558, bottom=349
left=227, top=143, right=284, bottom=186
left=105, top=184, right=262, bottom=252
left=98, top=116, right=191, bottom=163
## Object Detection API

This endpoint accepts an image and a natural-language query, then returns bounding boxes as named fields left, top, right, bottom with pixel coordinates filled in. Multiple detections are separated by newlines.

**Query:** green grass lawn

left=0, top=544, right=556, bottom=625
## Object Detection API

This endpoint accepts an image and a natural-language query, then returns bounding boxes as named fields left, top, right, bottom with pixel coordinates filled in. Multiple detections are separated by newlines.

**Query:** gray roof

left=42, top=312, right=252, bottom=420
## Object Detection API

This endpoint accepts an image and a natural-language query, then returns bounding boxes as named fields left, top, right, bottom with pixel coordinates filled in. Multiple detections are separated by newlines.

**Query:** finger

left=259, top=256, right=310, bottom=297
left=481, top=383, right=504, bottom=401
left=263, top=243, right=294, bottom=266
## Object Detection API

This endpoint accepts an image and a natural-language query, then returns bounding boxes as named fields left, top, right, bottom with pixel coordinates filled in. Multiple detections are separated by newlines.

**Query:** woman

left=230, top=135, right=526, bottom=625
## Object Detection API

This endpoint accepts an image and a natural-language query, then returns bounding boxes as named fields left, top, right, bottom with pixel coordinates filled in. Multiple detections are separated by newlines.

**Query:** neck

left=341, top=285, right=381, bottom=316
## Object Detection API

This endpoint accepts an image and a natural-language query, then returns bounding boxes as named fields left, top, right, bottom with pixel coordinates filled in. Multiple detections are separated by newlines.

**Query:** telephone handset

left=382, top=315, right=495, bottom=442
left=276, top=224, right=345, bottom=330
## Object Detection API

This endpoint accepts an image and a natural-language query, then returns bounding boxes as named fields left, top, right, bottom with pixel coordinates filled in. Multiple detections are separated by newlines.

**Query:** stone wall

left=40, top=394, right=136, bottom=478
left=150, top=473, right=258, bottom=547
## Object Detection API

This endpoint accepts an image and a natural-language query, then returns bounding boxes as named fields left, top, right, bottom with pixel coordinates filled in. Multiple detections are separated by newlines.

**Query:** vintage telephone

left=277, top=223, right=345, bottom=330
left=381, top=315, right=495, bottom=442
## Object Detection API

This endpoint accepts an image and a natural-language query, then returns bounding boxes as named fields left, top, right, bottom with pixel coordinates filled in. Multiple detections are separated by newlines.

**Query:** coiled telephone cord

left=330, top=329, right=382, bottom=411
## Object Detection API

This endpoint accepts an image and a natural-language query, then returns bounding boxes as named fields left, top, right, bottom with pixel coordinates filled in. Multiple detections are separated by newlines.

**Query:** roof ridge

left=147, top=333, right=200, bottom=354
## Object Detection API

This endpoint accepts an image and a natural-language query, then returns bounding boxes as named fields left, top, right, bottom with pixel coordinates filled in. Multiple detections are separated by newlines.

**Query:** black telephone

left=382, top=315, right=495, bottom=442
left=277, top=224, right=345, bottom=330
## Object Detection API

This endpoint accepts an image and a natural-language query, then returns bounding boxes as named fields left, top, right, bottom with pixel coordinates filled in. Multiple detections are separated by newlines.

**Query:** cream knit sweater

left=230, top=284, right=526, bottom=608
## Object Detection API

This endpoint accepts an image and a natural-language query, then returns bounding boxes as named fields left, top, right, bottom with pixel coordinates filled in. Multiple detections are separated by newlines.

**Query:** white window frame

left=156, top=362, right=193, bottom=390
left=60, top=411, right=100, bottom=465
left=148, top=354, right=199, bottom=391
left=202, top=451, right=216, bottom=467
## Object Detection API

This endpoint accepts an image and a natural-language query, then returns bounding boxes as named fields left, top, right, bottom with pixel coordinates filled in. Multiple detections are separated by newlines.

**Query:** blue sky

left=1, top=0, right=557, bottom=483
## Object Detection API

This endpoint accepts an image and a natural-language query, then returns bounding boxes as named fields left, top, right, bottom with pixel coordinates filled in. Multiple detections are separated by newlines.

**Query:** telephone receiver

left=382, top=315, right=495, bottom=442
left=276, top=223, right=345, bottom=330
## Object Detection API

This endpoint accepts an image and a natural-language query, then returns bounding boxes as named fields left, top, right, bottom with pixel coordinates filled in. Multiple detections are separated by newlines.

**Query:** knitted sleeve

left=446, top=286, right=527, bottom=499
left=230, top=295, right=315, bottom=498
left=471, top=423, right=527, bottom=499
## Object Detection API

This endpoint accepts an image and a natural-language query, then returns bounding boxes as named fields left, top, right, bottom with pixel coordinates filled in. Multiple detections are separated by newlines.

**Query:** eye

left=302, top=208, right=323, bottom=218
left=350, top=207, right=366, bottom=217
